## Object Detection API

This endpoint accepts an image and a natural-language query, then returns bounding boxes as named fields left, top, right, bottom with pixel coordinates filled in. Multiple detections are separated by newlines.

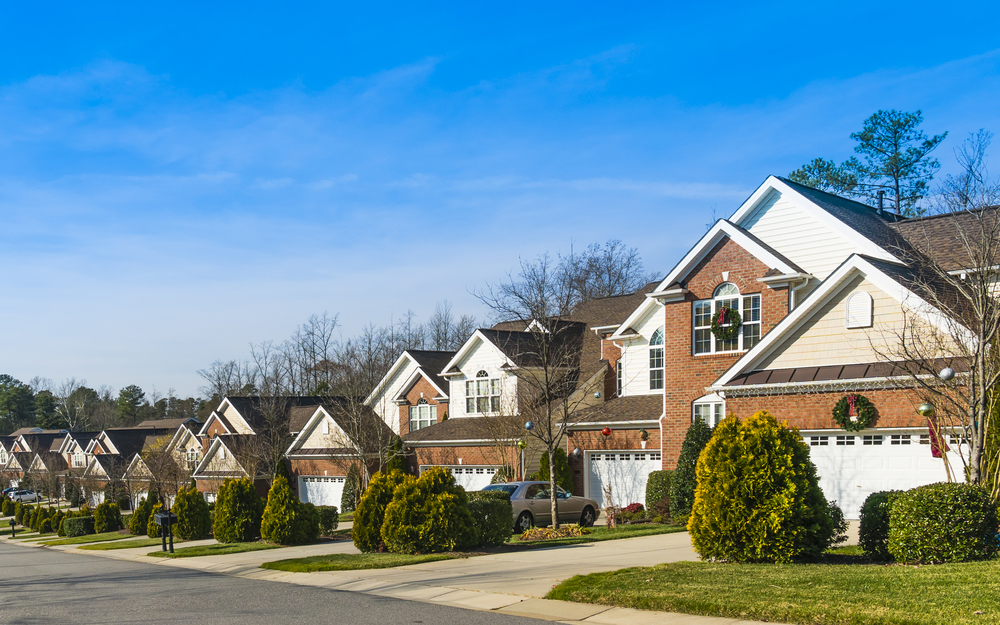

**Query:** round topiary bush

left=172, top=485, right=211, bottom=540
left=381, top=466, right=478, bottom=554
left=213, top=478, right=264, bottom=543
left=94, top=502, right=121, bottom=533
left=147, top=503, right=163, bottom=538
left=670, top=420, right=713, bottom=517
left=888, top=482, right=999, bottom=564
left=858, top=490, right=902, bottom=561
left=688, top=411, right=835, bottom=563
left=353, top=470, right=413, bottom=553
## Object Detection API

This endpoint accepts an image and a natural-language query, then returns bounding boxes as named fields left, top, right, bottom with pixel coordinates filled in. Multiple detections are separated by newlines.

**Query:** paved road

left=0, top=540, right=544, bottom=625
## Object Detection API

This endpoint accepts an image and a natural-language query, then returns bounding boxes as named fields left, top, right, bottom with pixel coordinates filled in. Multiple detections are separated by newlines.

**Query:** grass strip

left=148, top=542, right=280, bottom=558
left=81, top=537, right=171, bottom=551
left=261, top=552, right=456, bottom=572
left=548, top=560, right=1000, bottom=625
left=40, top=531, right=133, bottom=546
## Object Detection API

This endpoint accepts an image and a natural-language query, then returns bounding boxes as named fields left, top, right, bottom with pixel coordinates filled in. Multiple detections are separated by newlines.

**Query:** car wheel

left=515, top=511, right=533, bottom=534
left=580, top=506, right=596, bottom=527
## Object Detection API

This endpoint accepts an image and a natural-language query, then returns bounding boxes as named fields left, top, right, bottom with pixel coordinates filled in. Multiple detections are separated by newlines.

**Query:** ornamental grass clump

left=888, top=482, right=998, bottom=563
left=353, top=470, right=413, bottom=553
left=213, top=478, right=264, bottom=543
left=688, top=411, right=835, bottom=563
left=172, top=485, right=211, bottom=540
left=381, top=466, right=478, bottom=554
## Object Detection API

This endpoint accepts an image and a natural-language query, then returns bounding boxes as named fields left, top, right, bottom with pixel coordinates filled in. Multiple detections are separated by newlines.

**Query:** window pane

left=409, top=406, right=417, bottom=419
left=743, top=323, right=760, bottom=349
left=650, top=369, right=664, bottom=390
left=718, top=335, right=738, bottom=351
left=477, top=379, right=489, bottom=395
left=491, top=379, right=500, bottom=395
left=477, top=397, right=489, bottom=413
left=466, top=381, right=474, bottom=397
left=694, top=329, right=711, bottom=354
left=491, top=396, right=500, bottom=412
left=649, top=347, right=663, bottom=369
left=743, top=295, right=761, bottom=323
left=466, top=398, right=475, bottom=413
left=694, top=301, right=711, bottom=327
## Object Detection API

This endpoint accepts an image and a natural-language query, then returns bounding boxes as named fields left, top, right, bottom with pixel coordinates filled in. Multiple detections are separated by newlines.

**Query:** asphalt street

left=0, top=540, right=545, bottom=625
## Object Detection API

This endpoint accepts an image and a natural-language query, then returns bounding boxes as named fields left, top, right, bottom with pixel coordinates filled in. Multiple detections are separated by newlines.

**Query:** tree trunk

left=549, top=447, right=560, bottom=530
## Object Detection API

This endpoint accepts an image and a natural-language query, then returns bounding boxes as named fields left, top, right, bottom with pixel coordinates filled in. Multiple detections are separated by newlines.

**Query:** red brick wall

left=412, top=445, right=499, bottom=469
left=566, top=427, right=661, bottom=495
left=205, top=420, right=229, bottom=437
left=289, top=458, right=355, bottom=478
left=660, top=237, right=790, bottom=469
left=398, top=377, right=448, bottom=436
left=726, top=387, right=928, bottom=430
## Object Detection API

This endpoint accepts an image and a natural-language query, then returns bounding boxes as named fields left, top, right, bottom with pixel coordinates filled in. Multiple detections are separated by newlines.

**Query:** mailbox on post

left=9, top=518, right=15, bottom=539
left=153, top=511, right=178, bottom=554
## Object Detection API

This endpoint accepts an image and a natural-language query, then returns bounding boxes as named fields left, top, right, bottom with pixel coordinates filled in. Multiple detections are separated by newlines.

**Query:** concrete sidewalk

left=7, top=529, right=778, bottom=624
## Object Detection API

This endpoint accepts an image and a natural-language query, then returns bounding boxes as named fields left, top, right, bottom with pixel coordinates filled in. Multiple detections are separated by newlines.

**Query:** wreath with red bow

left=710, top=306, right=742, bottom=341
left=832, top=393, right=878, bottom=432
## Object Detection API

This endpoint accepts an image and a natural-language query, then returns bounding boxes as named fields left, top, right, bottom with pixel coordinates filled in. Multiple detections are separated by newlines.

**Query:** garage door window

left=891, top=434, right=911, bottom=445
left=810, top=436, right=829, bottom=446
left=836, top=435, right=855, bottom=446
left=862, top=435, right=883, bottom=445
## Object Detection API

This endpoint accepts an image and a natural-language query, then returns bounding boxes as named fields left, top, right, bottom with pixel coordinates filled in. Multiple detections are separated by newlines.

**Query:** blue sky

left=2, top=2, right=999, bottom=398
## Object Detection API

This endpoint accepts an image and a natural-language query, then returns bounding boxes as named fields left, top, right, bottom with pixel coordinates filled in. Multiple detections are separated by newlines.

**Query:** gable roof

left=192, top=435, right=254, bottom=479
left=405, top=350, right=455, bottom=397
left=135, top=417, right=201, bottom=429
left=402, top=416, right=513, bottom=445
left=286, top=400, right=396, bottom=457
left=888, top=206, right=1000, bottom=272
left=215, top=396, right=327, bottom=435
left=99, top=428, right=173, bottom=459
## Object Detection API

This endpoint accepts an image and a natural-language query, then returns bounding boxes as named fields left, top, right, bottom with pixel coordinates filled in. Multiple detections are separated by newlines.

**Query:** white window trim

left=465, top=371, right=501, bottom=415
left=649, top=327, right=664, bottom=391
left=693, top=283, right=761, bottom=355
left=409, top=400, right=437, bottom=431
left=692, top=393, right=725, bottom=427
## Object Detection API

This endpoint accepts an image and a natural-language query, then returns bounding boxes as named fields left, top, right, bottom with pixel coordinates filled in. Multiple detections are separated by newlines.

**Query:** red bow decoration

left=928, top=418, right=950, bottom=458
left=717, top=309, right=727, bottom=325
left=847, top=395, right=856, bottom=417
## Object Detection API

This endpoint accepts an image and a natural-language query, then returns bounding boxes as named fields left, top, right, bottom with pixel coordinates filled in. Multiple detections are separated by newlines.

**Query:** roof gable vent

left=846, top=291, right=874, bottom=329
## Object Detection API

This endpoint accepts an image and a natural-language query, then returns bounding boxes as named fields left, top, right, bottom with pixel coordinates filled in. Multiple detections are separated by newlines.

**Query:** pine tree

left=341, top=464, right=361, bottom=513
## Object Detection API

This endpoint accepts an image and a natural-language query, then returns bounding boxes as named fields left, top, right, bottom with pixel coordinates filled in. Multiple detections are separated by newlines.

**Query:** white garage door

left=806, top=430, right=963, bottom=519
left=587, top=451, right=662, bottom=509
left=424, top=465, right=498, bottom=491
left=298, top=475, right=346, bottom=507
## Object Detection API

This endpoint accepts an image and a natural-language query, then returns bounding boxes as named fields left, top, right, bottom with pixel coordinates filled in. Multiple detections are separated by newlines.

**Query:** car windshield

left=482, top=484, right=517, bottom=496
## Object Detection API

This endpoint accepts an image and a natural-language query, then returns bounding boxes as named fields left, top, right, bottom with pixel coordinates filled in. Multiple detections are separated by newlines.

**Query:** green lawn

left=40, top=531, right=132, bottom=546
left=148, top=542, right=281, bottom=558
left=548, top=560, right=1000, bottom=625
left=261, top=552, right=456, bottom=572
left=517, top=523, right=685, bottom=548
left=81, top=537, right=172, bottom=551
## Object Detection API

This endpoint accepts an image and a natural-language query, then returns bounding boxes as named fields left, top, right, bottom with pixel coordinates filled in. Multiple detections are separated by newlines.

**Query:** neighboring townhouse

left=0, top=436, right=15, bottom=485
left=285, top=400, right=396, bottom=506
left=7, top=430, right=67, bottom=489
left=82, top=427, right=173, bottom=505
left=365, top=350, right=455, bottom=435
left=605, top=175, right=987, bottom=518
left=122, top=419, right=203, bottom=506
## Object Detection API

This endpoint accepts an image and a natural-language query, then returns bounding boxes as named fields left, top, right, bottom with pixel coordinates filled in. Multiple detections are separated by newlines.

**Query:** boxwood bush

left=688, top=411, right=835, bottom=563
left=213, top=478, right=264, bottom=543
left=858, top=490, right=902, bottom=561
left=62, top=516, right=95, bottom=537
left=94, top=502, right=121, bottom=533
left=645, top=470, right=672, bottom=518
left=316, top=505, right=339, bottom=536
left=381, top=466, right=478, bottom=554
left=353, top=470, right=413, bottom=553
left=468, top=490, right=513, bottom=546
left=888, top=482, right=999, bottom=563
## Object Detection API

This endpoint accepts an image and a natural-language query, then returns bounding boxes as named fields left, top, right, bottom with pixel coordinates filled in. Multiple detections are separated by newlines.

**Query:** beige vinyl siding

left=367, top=359, right=418, bottom=434
left=205, top=444, right=245, bottom=475
left=759, top=276, right=906, bottom=369
left=222, top=403, right=255, bottom=434
left=619, top=306, right=664, bottom=396
left=449, top=337, right=518, bottom=418
left=299, top=413, right=349, bottom=449
left=741, top=190, right=863, bottom=281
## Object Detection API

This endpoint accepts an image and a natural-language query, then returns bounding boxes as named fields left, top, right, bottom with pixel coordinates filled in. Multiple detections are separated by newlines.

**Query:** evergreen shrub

left=147, top=503, right=163, bottom=538
left=858, top=490, right=902, bottom=561
left=468, top=497, right=513, bottom=546
left=688, top=411, right=835, bottom=563
left=14, top=502, right=23, bottom=524
left=39, top=518, right=52, bottom=534
left=213, top=478, right=264, bottom=543
left=66, top=480, right=85, bottom=507
left=381, top=466, right=478, bottom=554
left=316, top=505, right=339, bottom=535
left=172, top=486, right=211, bottom=540
left=261, top=476, right=318, bottom=545
left=299, top=502, right=321, bottom=543
left=386, top=437, right=408, bottom=473
left=341, top=464, right=361, bottom=513
left=2, top=498, right=13, bottom=516
left=353, top=470, right=412, bottom=553
left=130, top=498, right=152, bottom=536
left=94, top=502, right=121, bottom=533
left=645, top=470, right=672, bottom=518
left=670, top=420, right=712, bottom=516
left=531, top=448, right=574, bottom=492
left=888, top=482, right=999, bottom=563
left=468, top=489, right=512, bottom=502
left=62, top=516, right=95, bottom=537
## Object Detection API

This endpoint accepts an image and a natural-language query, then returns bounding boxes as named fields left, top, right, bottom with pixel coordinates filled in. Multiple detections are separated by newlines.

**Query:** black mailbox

left=153, top=512, right=178, bottom=525
left=153, top=511, right=178, bottom=553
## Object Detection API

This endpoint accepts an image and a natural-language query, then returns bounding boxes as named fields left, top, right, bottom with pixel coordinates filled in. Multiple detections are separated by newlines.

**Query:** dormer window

left=649, top=327, right=664, bottom=390
left=693, top=283, right=761, bottom=354
left=72, top=452, right=85, bottom=468
left=466, top=370, right=501, bottom=414
left=409, top=398, right=436, bottom=431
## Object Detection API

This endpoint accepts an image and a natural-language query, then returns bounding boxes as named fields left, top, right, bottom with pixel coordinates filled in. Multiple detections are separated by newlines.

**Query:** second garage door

left=298, top=475, right=346, bottom=507
left=587, top=451, right=662, bottom=509
left=422, top=465, right=499, bottom=491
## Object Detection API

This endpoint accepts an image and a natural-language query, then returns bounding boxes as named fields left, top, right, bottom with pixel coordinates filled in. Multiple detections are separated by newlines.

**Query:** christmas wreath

left=832, top=393, right=878, bottom=432
left=710, top=306, right=742, bottom=341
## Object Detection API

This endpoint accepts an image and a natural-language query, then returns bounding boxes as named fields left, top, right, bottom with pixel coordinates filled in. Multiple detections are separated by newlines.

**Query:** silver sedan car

left=482, top=481, right=599, bottom=533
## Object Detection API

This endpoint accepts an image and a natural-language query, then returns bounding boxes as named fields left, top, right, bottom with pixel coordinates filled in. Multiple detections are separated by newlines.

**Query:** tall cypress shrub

left=352, top=469, right=412, bottom=552
left=213, top=478, right=264, bottom=543
left=531, top=448, right=574, bottom=492
left=172, top=485, right=211, bottom=540
left=341, top=464, right=361, bottom=513
left=670, top=420, right=713, bottom=516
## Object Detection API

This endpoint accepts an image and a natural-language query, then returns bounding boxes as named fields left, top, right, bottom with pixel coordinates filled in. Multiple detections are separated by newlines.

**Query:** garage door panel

left=587, top=451, right=661, bottom=509
left=422, top=465, right=498, bottom=492
left=298, top=476, right=345, bottom=507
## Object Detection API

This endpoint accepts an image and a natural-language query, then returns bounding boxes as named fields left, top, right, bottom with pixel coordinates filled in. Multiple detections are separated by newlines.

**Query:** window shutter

left=845, top=292, right=873, bottom=329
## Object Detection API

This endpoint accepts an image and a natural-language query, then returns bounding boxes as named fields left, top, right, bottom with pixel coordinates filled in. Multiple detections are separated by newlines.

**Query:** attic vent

left=846, top=292, right=873, bottom=329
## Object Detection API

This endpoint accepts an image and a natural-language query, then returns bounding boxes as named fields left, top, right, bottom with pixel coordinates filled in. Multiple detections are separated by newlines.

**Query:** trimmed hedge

left=671, top=420, right=713, bottom=516
left=94, top=502, right=121, bottom=533
left=888, top=482, right=999, bottom=564
left=381, top=466, right=478, bottom=554
left=62, top=516, right=95, bottom=537
left=688, top=411, right=835, bottom=563
left=172, top=486, right=211, bottom=540
left=213, top=478, right=264, bottom=543
left=645, top=470, right=672, bottom=518
left=317, top=505, right=339, bottom=535
left=469, top=489, right=512, bottom=503
left=468, top=498, right=513, bottom=546
left=353, top=470, right=413, bottom=553
left=858, top=490, right=902, bottom=561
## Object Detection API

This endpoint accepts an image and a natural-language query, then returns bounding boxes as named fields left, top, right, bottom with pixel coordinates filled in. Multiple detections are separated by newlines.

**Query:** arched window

left=693, top=282, right=761, bottom=354
left=693, top=393, right=725, bottom=428
left=466, top=371, right=501, bottom=414
left=477, top=370, right=489, bottom=378
left=410, top=397, right=437, bottom=431
left=649, top=326, right=664, bottom=390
